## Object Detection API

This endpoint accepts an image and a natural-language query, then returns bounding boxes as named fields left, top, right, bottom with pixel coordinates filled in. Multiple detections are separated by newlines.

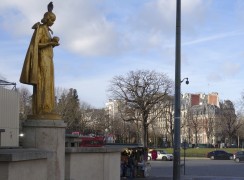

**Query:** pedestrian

left=151, top=150, right=157, bottom=160
left=128, top=154, right=135, bottom=179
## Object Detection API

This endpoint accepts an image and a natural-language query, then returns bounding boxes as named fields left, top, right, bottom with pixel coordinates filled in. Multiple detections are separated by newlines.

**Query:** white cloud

left=0, top=1, right=48, bottom=36
left=54, top=1, right=122, bottom=56
left=0, top=0, right=213, bottom=57
left=1, top=0, right=244, bottom=108
left=183, top=30, right=244, bottom=46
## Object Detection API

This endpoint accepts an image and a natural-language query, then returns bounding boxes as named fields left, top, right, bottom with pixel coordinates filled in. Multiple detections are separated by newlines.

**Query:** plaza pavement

left=122, top=176, right=244, bottom=180
left=121, top=157, right=244, bottom=180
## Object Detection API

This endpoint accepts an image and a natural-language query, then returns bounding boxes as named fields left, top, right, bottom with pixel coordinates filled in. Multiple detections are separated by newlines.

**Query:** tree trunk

left=143, top=124, right=147, bottom=148
left=142, top=122, right=148, bottom=161
left=195, top=132, right=198, bottom=146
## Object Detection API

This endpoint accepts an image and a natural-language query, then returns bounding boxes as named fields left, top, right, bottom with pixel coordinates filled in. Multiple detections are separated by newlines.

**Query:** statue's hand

left=50, top=41, right=60, bottom=47
left=52, top=36, right=60, bottom=42
left=51, top=37, right=60, bottom=47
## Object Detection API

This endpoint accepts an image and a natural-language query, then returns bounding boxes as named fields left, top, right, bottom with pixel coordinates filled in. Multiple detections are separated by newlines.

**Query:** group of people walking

left=121, top=148, right=146, bottom=179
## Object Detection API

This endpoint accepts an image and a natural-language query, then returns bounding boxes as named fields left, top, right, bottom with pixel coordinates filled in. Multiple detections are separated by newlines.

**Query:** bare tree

left=56, top=87, right=107, bottom=134
left=236, top=92, right=244, bottom=146
left=86, top=108, right=108, bottom=135
left=108, top=113, right=125, bottom=143
left=18, top=86, right=32, bottom=133
left=18, top=86, right=32, bottom=121
left=236, top=111, right=244, bottom=147
left=114, top=101, right=141, bottom=142
left=219, top=100, right=242, bottom=146
left=161, top=96, right=174, bottom=147
left=78, top=102, right=93, bottom=134
left=202, top=105, right=219, bottom=146
left=107, top=70, right=173, bottom=148
left=187, top=106, right=202, bottom=146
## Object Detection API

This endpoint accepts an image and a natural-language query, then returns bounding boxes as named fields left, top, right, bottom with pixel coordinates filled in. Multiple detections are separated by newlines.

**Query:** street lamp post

left=173, top=0, right=181, bottom=180
left=105, top=128, right=109, bottom=143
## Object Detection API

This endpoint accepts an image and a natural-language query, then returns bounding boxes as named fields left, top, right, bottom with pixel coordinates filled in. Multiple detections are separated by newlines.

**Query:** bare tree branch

left=107, top=70, right=173, bottom=147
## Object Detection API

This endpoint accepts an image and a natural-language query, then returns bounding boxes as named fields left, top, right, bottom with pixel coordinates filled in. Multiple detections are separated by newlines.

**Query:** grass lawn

left=155, top=148, right=243, bottom=157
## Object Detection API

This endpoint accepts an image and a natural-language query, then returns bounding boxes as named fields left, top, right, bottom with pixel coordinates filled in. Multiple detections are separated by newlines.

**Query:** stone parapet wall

left=65, top=147, right=122, bottom=180
left=0, top=148, right=49, bottom=180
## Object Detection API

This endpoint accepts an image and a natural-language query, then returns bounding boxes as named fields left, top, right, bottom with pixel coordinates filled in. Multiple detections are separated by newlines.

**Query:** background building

left=105, top=92, right=240, bottom=148
left=0, top=86, right=19, bottom=146
left=181, top=92, right=221, bottom=146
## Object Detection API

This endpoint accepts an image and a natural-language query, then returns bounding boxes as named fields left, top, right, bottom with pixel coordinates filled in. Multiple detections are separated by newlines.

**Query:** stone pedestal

left=22, top=120, right=66, bottom=180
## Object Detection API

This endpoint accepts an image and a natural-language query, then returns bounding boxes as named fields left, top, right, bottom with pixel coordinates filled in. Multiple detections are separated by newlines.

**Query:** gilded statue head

left=41, top=2, right=56, bottom=26
left=41, top=12, right=56, bottom=26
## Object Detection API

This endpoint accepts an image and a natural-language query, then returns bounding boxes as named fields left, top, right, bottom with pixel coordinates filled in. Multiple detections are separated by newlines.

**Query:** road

left=148, top=158, right=244, bottom=179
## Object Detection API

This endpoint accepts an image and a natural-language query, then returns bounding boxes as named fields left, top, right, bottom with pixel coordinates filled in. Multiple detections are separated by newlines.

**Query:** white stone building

left=105, top=92, right=222, bottom=146
left=0, top=86, right=19, bottom=146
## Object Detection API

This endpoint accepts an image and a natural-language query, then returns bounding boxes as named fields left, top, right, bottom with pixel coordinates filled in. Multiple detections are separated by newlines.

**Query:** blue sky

left=0, top=0, right=244, bottom=108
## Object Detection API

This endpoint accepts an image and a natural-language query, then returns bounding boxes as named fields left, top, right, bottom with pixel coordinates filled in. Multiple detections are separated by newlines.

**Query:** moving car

left=233, top=151, right=244, bottom=163
left=148, top=150, right=173, bottom=161
left=206, top=150, right=233, bottom=160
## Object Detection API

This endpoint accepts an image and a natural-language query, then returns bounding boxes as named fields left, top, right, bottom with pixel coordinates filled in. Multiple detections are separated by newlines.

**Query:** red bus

left=79, top=136, right=105, bottom=147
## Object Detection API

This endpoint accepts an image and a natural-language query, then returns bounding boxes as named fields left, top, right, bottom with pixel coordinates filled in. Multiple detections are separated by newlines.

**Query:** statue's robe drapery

left=20, top=23, right=40, bottom=85
left=20, top=22, right=55, bottom=116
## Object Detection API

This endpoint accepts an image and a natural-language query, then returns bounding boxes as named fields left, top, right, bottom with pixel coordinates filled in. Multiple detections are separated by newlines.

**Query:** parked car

left=206, top=150, right=233, bottom=160
left=233, top=151, right=244, bottom=163
left=227, top=144, right=238, bottom=148
left=148, top=150, right=173, bottom=161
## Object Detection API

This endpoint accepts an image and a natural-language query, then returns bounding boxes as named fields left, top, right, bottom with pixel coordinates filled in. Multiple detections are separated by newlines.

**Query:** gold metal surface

left=20, top=4, right=61, bottom=120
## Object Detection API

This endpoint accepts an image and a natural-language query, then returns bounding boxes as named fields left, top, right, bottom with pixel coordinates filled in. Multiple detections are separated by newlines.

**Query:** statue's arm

left=38, top=41, right=59, bottom=49
left=36, top=25, right=60, bottom=49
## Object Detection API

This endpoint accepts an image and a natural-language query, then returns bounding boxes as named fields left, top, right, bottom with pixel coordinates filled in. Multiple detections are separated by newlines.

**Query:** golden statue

left=20, top=2, right=61, bottom=120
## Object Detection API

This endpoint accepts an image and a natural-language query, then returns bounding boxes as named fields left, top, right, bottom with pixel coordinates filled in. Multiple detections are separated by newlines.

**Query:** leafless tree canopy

left=55, top=88, right=109, bottom=135
left=187, top=106, right=202, bottom=145
left=108, top=70, right=173, bottom=104
left=18, top=87, right=32, bottom=120
left=219, top=100, right=242, bottom=145
left=202, top=105, right=218, bottom=145
left=107, top=70, right=173, bottom=147
left=160, top=96, right=174, bottom=146
left=18, top=87, right=32, bottom=131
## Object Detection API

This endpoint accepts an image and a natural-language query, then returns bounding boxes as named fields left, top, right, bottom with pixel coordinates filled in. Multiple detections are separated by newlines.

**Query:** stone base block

left=22, top=120, right=66, bottom=180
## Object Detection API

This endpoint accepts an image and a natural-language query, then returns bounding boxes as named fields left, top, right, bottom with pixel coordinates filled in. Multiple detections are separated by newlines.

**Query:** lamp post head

left=181, top=77, right=189, bottom=85
left=185, top=78, right=189, bottom=85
